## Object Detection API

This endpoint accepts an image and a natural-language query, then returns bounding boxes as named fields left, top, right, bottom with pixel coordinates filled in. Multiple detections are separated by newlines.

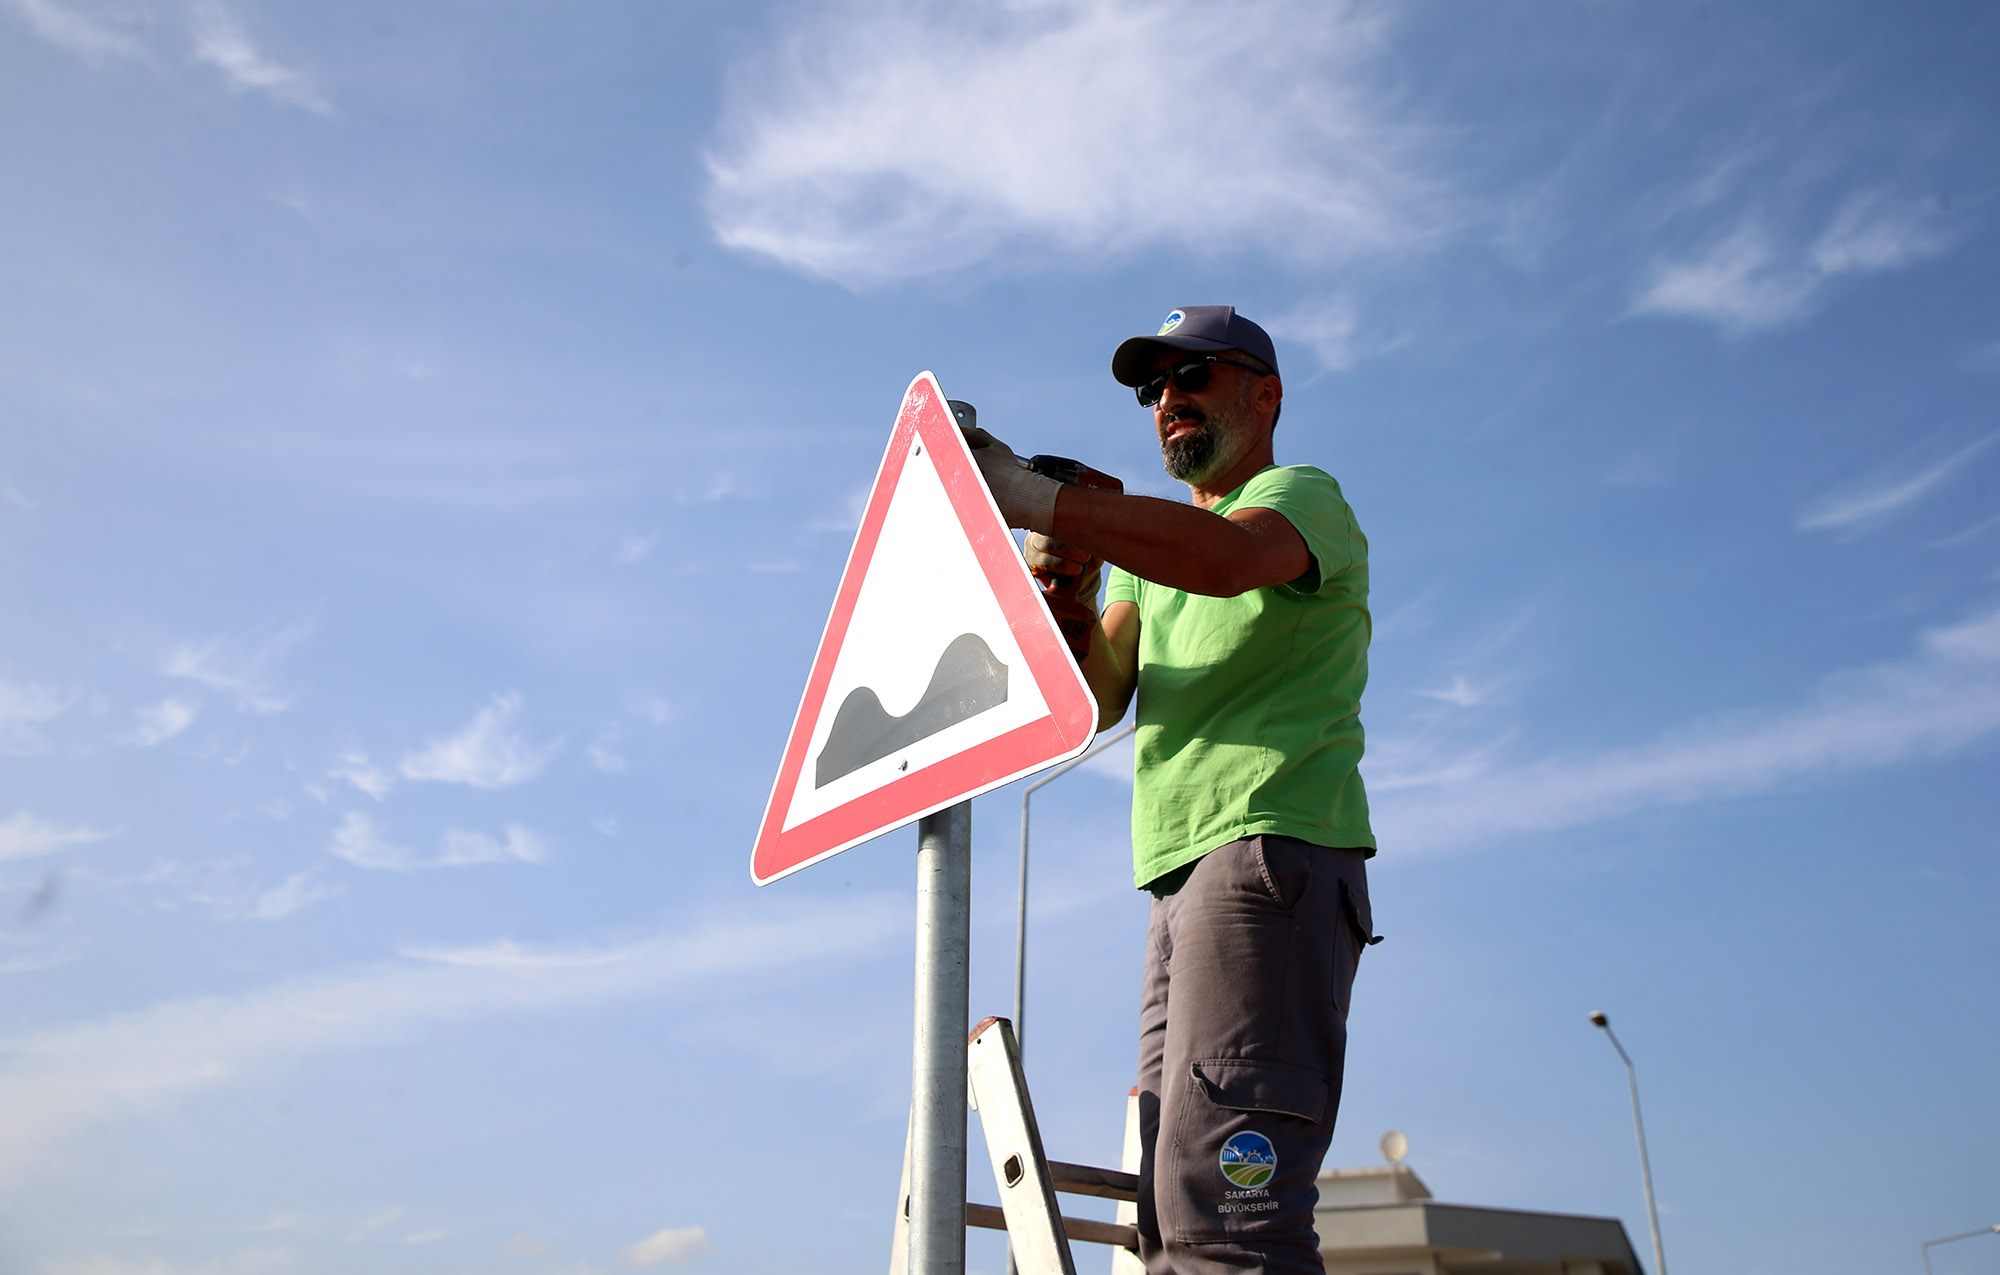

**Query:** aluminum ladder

left=890, top=1017, right=1145, bottom=1275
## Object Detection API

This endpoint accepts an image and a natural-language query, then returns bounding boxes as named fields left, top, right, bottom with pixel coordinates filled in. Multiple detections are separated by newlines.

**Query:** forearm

left=1082, top=600, right=1140, bottom=733
left=1053, top=486, right=1277, bottom=597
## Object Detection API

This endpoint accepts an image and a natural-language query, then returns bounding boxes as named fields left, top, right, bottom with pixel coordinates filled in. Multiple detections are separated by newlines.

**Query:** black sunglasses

left=1134, top=356, right=1271, bottom=407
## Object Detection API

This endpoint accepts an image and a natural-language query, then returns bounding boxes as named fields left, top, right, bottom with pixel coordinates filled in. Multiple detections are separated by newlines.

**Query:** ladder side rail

left=967, top=1018, right=1078, bottom=1275
left=1109, top=1088, right=1146, bottom=1275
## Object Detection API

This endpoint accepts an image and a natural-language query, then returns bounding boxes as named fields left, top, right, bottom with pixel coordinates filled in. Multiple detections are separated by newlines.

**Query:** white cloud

left=189, top=1, right=330, bottom=115
left=1266, top=296, right=1363, bottom=376
left=704, top=0, right=1432, bottom=286
left=0, top=812, right=112, bottom=861
left=0, top=678, right=79, bottom=754
left=328, top=812, right=547, bottom=873
left=2, top=0, right=140, bottom=60
left=1371, top=606, right=2000, bottom=853
left=1797, top=434, right=1998, bottom=533
left=1635, top=190, right=1953, bottom=335
left=242, top=870, right=343, bottom=921
left=327, top=812, right=413, bottom=870
left=330, top=750, right=395, bottom=800
left=436, top=826, right=546, bottom=868
left=399, top=692, right=553, bottom=789
left=163, top=614, right=314, bottom=714
left=1808, top=189, right=1953, bottom=275
left=35, top=1248, right=303, bottom=1275
left=1632, top=220, right=1817, bottom=333
left=588, top=738, right=628, bottom=773
left=621, top=1226, right=713, bottom=1266
left=616, top=533, right=660, bottom=565
left=0, top=901, right=900, bottom=1185
left=125, top=695, right=200, bottom=747
left=1415, top=674, right=1487, bottom=709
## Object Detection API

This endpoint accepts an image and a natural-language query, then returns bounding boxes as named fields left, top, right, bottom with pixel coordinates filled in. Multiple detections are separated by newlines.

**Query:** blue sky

left=2, top=2, right=1997, bottom=1273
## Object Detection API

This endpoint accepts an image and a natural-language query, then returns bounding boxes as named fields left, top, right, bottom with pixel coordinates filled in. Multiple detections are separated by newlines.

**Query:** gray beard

left=1161, top=419, right=1220, bottom=482
left=1161, top=413, right=1248, bottom=484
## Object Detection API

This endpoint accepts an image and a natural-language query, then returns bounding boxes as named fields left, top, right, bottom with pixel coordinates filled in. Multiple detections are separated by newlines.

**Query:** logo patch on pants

left=1219, top=1131, right=1276, bottom=1188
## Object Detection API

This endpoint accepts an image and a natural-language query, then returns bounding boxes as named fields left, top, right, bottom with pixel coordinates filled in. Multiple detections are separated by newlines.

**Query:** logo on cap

left=1157, top=310, right=1185, bottom=335
left=1219, top=1130, right=1276, bottom=1188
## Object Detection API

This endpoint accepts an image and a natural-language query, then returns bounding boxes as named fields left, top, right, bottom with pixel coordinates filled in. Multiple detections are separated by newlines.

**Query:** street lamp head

left=1589, top=1011, right=1609, bottom=1028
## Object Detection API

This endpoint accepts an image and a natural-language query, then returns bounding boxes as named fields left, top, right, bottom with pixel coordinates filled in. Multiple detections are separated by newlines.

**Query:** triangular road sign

left=751, top=372, right=1097, bottom=885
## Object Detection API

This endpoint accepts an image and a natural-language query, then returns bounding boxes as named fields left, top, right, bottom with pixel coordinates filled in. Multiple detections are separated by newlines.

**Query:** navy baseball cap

left=1111, top=306, right=1280, bottom=387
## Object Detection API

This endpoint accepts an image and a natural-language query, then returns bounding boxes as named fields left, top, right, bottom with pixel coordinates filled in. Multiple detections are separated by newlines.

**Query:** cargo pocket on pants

left=1168, top=1058, right=1329, bottom=1245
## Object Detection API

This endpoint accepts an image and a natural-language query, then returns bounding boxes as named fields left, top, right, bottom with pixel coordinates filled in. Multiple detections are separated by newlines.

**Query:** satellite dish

left=1380, top=1130, right=1408, bottom=1164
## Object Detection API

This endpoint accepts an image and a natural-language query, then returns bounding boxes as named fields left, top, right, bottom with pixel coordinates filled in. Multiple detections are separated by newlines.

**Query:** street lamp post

left=1921, top=1224, right=2000, bottom=1274
left=1589, top=1011, right=1667, bottom=1275
left=1013, top=722, right=1134, bottom=1063
left=1005, top=722, right=1132, bottom=1275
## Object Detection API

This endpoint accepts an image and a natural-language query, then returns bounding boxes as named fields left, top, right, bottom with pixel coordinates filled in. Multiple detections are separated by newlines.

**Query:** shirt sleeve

left=1105, top=564, right=1141, bottom=607
left=1231, top=465, right=1362, bottom=595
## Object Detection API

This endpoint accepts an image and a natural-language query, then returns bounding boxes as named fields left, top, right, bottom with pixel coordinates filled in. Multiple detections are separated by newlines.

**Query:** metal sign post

left=907, top=802, right=972, bottom=1275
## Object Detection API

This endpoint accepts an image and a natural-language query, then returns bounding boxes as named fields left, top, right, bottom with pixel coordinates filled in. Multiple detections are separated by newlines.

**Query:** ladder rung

left=1046, top=1160, right=1138, bottom=1202
left=966, top=1202, right=1140, bottom=1251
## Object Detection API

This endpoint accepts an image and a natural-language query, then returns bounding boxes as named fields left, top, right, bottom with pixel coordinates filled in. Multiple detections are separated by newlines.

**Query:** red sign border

left=750, top=373, right=1097, bottom=885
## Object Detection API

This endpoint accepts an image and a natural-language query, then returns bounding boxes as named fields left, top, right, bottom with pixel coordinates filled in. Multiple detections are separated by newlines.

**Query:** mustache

left=1160, top=406, right=1207, bottom=428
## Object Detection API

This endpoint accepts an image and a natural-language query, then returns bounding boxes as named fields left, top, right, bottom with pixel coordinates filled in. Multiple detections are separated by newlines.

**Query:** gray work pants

left=1134, top=836, right=1374, bottom=1275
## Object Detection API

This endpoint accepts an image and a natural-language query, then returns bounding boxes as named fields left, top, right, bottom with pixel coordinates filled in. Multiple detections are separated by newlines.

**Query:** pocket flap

left=1191, top=1059, right=1326, bottom=1122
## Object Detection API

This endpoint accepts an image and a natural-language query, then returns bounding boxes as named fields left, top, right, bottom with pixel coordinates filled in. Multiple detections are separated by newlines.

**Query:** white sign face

left=750, top=372, right=1096, bottom=886
left=781, top=431, right=1054, bottom=831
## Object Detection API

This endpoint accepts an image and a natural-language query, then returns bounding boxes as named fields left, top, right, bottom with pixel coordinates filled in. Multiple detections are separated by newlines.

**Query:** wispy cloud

left=0, top=902, right=900, bottom=1185
left=588, top=737, right=628, bottom=773
left=437, top=826, right=546, bottom=868
left=33, top=1247, right=302, bottom=1275
left=328, top=812, right=546, bottom=872
left=190, top=867, right=344, bottom=922
left=124, top=695, right=200, bottom=747
left=2, top=0, right=140, bottom=60
left=1415, top=674, right=1490, bottom=709
left=705, top=0, right=1433, bottom=286
left=1266, top=295, right=1364, bottom=376
left=0, top=678, right=80, bottom=754
left=621, top=1225, right=713, bottom=1266
left=189, top=0, right=330, bottom=115
left=1634, top=190, right=1954, bottom=334
left=1371, top=606, right=2000, bottom=853
left=330, top=750, right=395, bottom=800
left=163, top=614, right=314, bottom=714
left=1797, top=434, right=1999, bottom=533
left=249, top=871, right=340, bottom=920
left=616, top=533, right=660, bottom=565
left=398, top=692, right=553, bottom=789
left=0, top=812, right=113, bottom=862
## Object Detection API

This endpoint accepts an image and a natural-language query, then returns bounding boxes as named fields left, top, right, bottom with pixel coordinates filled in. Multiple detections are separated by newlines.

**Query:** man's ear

left=1255, top=374, right=1284, bottom=417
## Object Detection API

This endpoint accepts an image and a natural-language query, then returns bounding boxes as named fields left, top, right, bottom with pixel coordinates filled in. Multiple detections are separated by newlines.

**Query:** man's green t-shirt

left=1104, top=464, right=1373, bottom=888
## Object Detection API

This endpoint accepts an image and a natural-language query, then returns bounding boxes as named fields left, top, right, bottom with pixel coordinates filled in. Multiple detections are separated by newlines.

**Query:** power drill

left=1026, top=454, right=1124, bottom=659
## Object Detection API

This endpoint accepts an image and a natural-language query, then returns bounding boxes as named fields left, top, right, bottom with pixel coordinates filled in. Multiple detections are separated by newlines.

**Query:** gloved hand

left=1025, top=533, right=1101, bottom=607
left=961, top=425, right=1060, bottom=534
left=1026, top=532, right=1102, bottom=659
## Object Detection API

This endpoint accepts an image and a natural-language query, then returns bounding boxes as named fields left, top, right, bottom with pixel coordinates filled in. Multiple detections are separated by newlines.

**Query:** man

left=966, top=305, right=1377, bottom=1275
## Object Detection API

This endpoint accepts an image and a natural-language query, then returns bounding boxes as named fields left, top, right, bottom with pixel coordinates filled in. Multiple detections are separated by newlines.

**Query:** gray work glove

left=1025, top=532, right=1101, bottom=604
left=961, top=425, right=1060, bottom=534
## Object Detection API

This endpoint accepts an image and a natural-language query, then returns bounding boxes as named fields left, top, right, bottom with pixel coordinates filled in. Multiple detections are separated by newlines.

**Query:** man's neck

left=1188, top=444, right=1278, bottom=510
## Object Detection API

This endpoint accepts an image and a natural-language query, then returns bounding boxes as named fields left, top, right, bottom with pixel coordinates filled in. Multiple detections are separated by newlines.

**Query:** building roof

left=1315, top=1166, right=1646, bottom=1275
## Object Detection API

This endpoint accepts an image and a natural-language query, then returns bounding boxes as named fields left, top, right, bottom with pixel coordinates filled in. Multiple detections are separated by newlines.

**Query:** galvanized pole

left=909, top=803, right=972, bottom=1275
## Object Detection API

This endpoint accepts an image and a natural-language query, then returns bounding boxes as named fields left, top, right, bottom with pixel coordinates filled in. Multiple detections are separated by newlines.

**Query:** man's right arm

left=1084, top=599, right=1140, bottom=734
